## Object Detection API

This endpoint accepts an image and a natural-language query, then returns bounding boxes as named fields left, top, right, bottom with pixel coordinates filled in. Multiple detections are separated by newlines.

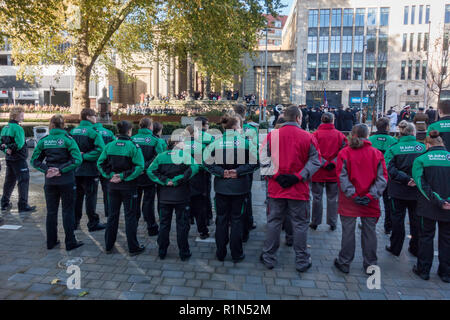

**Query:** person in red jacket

left=334, top=124, right=388, bottom=274
left=259, top=106, right=321, bottom=272
left=310, top=112, right=348, bottom=231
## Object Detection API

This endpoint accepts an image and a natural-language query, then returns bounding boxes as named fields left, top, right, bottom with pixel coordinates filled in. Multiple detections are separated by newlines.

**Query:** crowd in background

left=0, top=104, right=71, bottom=114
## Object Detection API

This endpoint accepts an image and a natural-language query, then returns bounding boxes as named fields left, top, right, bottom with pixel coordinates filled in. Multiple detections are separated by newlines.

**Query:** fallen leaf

left=78, top=291, right=89, bottom=297
left=50, top=278, right=60, bottom=285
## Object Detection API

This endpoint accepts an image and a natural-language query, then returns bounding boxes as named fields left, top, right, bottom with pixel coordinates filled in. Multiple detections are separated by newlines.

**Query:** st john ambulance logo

left=446, top=154, right=450, bottom=161
left=234, top=140, right=241, bottom=147
left=145, top=137, right=151, bottom=143
left=415, top=145, right=423, bottom=152
left=81, top=129, right=87, bottom=134
left=57, top=139, right=64, bottom=145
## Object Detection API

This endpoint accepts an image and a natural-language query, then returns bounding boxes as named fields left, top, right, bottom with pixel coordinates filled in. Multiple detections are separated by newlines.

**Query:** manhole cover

left=57, top=257, right=83, bottom=269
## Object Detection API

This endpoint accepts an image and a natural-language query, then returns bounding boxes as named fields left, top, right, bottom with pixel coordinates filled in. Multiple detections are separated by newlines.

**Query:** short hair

left=80, top=108, right=96, bottom=121
left=9, top=107, right=24, bottom=120
left=425, top=130, right=444, bottom=146
left=321, top=112, right=334, bottom=124
left=117, top=120, right=132, bottom=135
left=220, top=114, right=240, bottom=130
left=139, top=117, right=153, bottom=129
left=376, top=117, right=390, bottom=132
left=50, top=114, right=65, bottom=129
left=185, top=125, right=194, bottom=136
left=284, top=105, right=301, bottom=122
left=194, top=116, right=208, bottom=126
left=438, top=100, right=450, bottom=115
left=153, top=122, right=163, bottom=134
left=233, top=104, right=246, bottom=117
left=398, top=120, right=416, bottom=137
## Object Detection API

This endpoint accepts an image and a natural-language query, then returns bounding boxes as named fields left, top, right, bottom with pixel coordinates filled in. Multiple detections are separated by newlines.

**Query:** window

left=415, top=60, right=421, bottom=80
left=425, top=5, right=430, bottom=23
left=366, top=31, right=377, bottom=53
left=417, top=33, right=422, bottom=52
left=318, top=54, right=328, bottom=80
left=341, top=53, right=352, bottom=80
left=380, top=8, right=389, bottom=26
left=308, top=10, right=319, bottom=27
left=378, top=32, right=388, bottom=52
left=365, top=53, right=375, bottom=80
left=411, top=6, right=416, bottom=24
left=332, top=9, right=342, bottom=27
left=308, top=36, right=318, bottom=53
left=410, top=33, right=414, bottom=52
left=419, top=5, right=423, bottom=24
left=342, top=35, right=353, bottom=53
left=415, top=89, right=419, bottom=95
left=343, top=9, right=354, bottom=27
left=330, top=35, right=341, bottom=53
left=274, top=21, right=282, bottom=28
left=404, top=6, right=409, bottom=25
left=330, top=53, right=340, bottom=80
left=353, top=53, right=363, bottom=80
left=422, top=60, right=427, bottom=80
left=402, top=34, right=407, bottom=52
left=320, top=9, right=330, bottom=27
left=407, top=90, right=411, bottom=96
left=446, top=5, right=450, bottom=24
left=319, top=35, right=329, bottom=53
left=354, top=35, right=364, bottom=53
left=424, top=33, right=429, bottom=51
left=307, top=54, right=317, bottom=80
left=408, top=60, right=413, bottom=80
left=401, top=60, right=406, bottom=80
left=367, top=8, right=377, bottom=26
left=377, top=55, right=387, bottom=80
left=355, top=8, right=365, bottom=26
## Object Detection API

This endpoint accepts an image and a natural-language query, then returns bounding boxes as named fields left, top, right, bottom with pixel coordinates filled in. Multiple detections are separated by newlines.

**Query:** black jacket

left=342, top=111, right=354, bottom=131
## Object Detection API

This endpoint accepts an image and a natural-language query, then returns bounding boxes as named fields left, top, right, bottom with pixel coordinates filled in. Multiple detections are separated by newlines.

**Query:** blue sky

left=279, top=0, right=293, bottom=16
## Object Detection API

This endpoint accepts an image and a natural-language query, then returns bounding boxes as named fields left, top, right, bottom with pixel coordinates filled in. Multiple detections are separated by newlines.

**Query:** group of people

left=1, top=100, right=449, bottom=284
left=0, top=104, right=71, bottom=114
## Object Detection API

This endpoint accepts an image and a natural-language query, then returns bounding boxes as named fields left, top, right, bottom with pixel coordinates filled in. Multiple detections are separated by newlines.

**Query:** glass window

left=408, top=60, right=413, bottom=80
left=444, top=32, right=449, bottom=51
left=365, top=53, right=375, bottom=80
left=318, top=54, right=328, bottom=80
left=424, top=33, right=429, bottom=51
left=308, top=36, right=318, bottom=53
left=404, top=6, right=409, bottom=25
left=402, top=34, right=407, bottom=52
left=446, top=5, right=450, bottom=23
left=308, top=10, right=319, bottom=27
left=342, top=35, right=353, bottom=53
left=410, top=33, right=414, bottom=52
left=332, top=9, right=342, bottom=27
left=354, top=35, right=364, bottom=53
left=355, top=8, right=365, bottom=26
left=367, top=8, right=377, bottom=26
left=401, top=61, right=406, bottom=80
left=417, top=33, right=422, bottom=52
left=407, top=90, right=411, bottom=96
left=415, top=89, right=419, bottom=95
left=378, top=32, right=388, bottom=52
left=425, top=5, right=430, bottom=23
left=307, top=54, right=317, bottom=80
left=366, top=31, right=377, bottom=53
left=415, top=60, right=421, bottom=80
left=411, top=6, right=416, bottom=25
left=353, top=53, right=363, bottom=80
left=422, top=60, right=427, bottom=80
left=343, top=9, right=354, bottom=27
left=320, top=9, right=330, bottom=27
left=330, top=35, right=341, bottom=53
left=330, top=53, right=340, bottom=80
left=380, top=8, right=389, bottom=26
left=319, top=35, right=329, bottom=53
left=377, top=55, right=387, bottom=80
left=419, top=5, right=423, bottom=24
left=341, top=53, right=352, bottom=80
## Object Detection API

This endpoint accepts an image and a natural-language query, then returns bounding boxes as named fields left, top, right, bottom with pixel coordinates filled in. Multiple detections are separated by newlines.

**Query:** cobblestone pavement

left=0, top=158, right=449, bottom=300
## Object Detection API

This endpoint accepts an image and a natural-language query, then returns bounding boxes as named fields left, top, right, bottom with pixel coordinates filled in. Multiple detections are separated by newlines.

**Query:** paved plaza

left=0, top=157, right=449, bottom=300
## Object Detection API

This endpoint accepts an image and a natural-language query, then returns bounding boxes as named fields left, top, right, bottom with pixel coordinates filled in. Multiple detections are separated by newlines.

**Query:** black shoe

left=385, top=245, right=399, bottom=257
left=1, top=203, right=12, bottom=212
left=19, top=206, right=36, bottom=213
left=251, top=222, right=257, bottom=230
left=180, top=252, right=192, bottom=261
left=148, top=227, right=159, bottom=237
left=216, top=254, right=225, bottom=262
left=47, top=240, right=61, bottom=250
left=330, top=225, right=336, bottom=231
left=412, top=265, right=430, bottom=280
left=105, top=247, right=115, bottom=254
left=129, top=245, right=145, bottom=257
left=232, top=254, right=245, bottom=263
left=243, top=233, right=249, bottom=243
left=296, top=262, right=312, bottom=273
left=309, top=224, right=317, bottom=231
left=66, top=241, right=84, bottom=251
left=334, top=258, right=349, bottom=274
left=259, top=254, right=274, bottom=270
left=438, top=272, right=450, bottom=283
left=408, top=247, right=418, bottom=258
left=199, top=233, right=209, bottom=240
left=88, top=223, right=106, bottom=232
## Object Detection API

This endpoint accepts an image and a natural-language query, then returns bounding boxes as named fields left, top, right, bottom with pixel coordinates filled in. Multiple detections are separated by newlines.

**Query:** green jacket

left=198, top=130, right=215, bottom=148
left=94, top=123, right=116, bottom=145
left=147, top=148, right=199, bottom=204
left=369, top=133, right=397, bottom=154
left=412, top=146, right=450, bottom=222
left=97, top=135, right=144, bottom=190
left=427, top=116, right=450, bottom=151
left=183, top=137, right=208, bottom=196
left=0, top=120, right=27, bottom=161
left=31, top=128, right=82, bottom=185
left=243, top=122, right=259, bottom=148
left=70, top=120, right=105, bottom=176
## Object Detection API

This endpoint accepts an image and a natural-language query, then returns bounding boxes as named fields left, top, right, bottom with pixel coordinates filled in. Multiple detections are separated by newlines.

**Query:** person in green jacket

left=131, top=117, right=166, bottom=236
left=0, top=106, right=36, bottom=213
left=94, top=122, right=116, bottom=218
left=369, top=117, right=398, bottom=234
left=427, top=100, right=450, bottom=151
left=31, top=115, right=84, bottom=251
left=147, top=138, right=199, bottom=261
left=97, top=121, right=145, bottom=256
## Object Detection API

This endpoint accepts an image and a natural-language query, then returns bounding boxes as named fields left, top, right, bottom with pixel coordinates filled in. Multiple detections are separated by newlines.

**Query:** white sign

left=15, top=90, right=39, bottom=100
left=0, top=90, right=8, bottom=98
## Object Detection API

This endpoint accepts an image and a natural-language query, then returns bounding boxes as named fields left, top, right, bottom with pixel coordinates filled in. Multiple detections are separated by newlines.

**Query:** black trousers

left=390, top=198, right=419, bottom=256
left=44, top=184, right=77, bottom=249
left=158, top=202, right=191, bottom=258
left=99, top=176, right=110, bottom=217
left=215, top=193, right=246, bottom=260
left=1, top=159, right=30, bottom=210
left=75, top=176, right=100, bottom=229
left=105, top=188, right=140, bottom=252
left=382, top=188, right=392, bottom=232
left=136, top=185, right=158, bottom=232
left=206, top=173, right=213, bottom=220
left=417, top=217, right=450, bottom=277
left=190, top=195, right=209, bottom=235
left=242, top=176, right=254, bottom=238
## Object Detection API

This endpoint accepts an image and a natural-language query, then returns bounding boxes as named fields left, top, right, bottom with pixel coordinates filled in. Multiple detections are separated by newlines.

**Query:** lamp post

left=359, top=37, right=367, bottom=123
left=69, top=57, right=76, bottom=108
left=301, top=48, right=306, bottom=105
left=423, top=20, right=431, bottom=108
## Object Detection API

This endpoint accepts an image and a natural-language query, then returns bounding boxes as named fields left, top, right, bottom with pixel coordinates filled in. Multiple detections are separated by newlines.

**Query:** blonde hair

left=49, top=114, right=65, bottom=129
left=398, top=120, right=416, bottom=137
left=9, top=107, right=24, bottom=120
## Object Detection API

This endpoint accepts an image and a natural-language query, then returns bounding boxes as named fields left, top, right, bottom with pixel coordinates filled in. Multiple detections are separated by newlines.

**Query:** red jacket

left=312, top=123, right=348, bottom=183
left=261, top=123, right=321, bottom=200
left=336, top=140, right=388, bottom=217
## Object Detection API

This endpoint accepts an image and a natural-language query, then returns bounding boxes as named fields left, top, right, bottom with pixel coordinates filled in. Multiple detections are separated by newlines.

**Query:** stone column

left=203, top=75, right=211, bottom=100
left=170, top=56, right=176, bottom=98
left=186, top=53, right=194, bottom=100
left=152, top=54, right=159, bottom=98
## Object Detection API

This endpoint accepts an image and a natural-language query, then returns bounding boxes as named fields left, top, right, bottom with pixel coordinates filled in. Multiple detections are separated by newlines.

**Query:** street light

left=423, top=21, right=431, bottom=108
left=359, top=37, right=367, bottom=123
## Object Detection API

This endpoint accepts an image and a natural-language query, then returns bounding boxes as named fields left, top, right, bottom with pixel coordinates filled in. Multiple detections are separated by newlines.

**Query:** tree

left=426, top=29, right=450, bottom=104
left=0, top=0, right=284, bottom=113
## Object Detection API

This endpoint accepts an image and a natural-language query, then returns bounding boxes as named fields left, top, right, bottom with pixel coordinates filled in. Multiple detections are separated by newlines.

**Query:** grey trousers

left=336, top=215, right=378, bottom=270
left=262, top=198, right=310, bottom=269
left=311, top=182, right=338, bottom=227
